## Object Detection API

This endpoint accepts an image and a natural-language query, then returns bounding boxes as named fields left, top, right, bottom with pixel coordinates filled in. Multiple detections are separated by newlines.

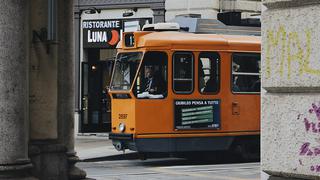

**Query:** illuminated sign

left=82, top=18, right=152, bottom=49
left=174, top=99, right=221, bottom=129
left=82, top=19, right=122, bottom=49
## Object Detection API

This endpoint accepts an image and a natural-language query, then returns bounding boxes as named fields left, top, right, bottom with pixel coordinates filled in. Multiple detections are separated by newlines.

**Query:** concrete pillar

left=28, top=0, right=86, bottom=179
left=28, top=0, right=67, bottom=179
left=262, top=0, right=320, bottom=179
left=57, top=0, right=86, bottom=179
left=0, top=1, right=35, bottom=179
left=74, top=9, right=81, bottom=132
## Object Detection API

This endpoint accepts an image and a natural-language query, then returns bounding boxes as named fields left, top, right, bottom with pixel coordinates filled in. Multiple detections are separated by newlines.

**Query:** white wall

left=165, top=0, right=219, bottom=21
left=165, top=0, right=261, bottom=21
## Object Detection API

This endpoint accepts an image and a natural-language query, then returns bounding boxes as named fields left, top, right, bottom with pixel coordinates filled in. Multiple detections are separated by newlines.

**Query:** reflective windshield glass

left=110, top=52, right=143, bottom=91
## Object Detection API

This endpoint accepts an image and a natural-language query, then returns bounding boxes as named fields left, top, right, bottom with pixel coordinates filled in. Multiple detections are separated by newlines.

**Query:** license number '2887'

left=118, top=114, right=128, bottom=119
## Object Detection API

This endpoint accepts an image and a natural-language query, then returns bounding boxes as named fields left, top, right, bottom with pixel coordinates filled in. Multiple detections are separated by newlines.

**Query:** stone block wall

left=262, top=0, right=320, bottom=179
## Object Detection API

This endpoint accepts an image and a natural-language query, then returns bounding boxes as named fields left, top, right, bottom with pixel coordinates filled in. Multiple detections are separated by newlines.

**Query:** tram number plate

left=119, top=114, right=128, bottom=119
left=174, top=99, right=220, bottom=129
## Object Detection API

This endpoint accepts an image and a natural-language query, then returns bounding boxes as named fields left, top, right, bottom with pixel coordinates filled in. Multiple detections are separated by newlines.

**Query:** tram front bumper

left=109, top=133, right=136, bottom=151
left=109, top=133, right=237, bottom=153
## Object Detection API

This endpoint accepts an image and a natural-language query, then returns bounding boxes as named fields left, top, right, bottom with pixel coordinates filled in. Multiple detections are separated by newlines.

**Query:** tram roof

left=119, top=31, right=261, bottom=51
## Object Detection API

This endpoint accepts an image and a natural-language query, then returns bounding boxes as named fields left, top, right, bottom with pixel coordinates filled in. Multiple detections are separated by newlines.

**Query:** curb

left=80, top=152, right=140, bottom=162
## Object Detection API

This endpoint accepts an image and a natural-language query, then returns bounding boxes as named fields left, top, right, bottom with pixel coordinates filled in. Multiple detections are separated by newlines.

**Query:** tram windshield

left=110, top=52, right=143, bottom=91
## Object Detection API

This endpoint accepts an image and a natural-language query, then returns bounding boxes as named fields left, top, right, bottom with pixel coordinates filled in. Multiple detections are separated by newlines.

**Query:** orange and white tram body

left=109, top=29, right=260, bottom=155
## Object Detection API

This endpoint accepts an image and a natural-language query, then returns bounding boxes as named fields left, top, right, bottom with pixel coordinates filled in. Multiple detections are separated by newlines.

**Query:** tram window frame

left=198, top=52, right=220, bottom=94
left=231, top=53, right=261, bottom=94
left=134, top=51, right=168, bottom=99
left=172, top=52, right=194, bottom=94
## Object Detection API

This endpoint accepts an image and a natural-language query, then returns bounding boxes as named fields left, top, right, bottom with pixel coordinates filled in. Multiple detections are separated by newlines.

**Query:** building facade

left=74, top=0, right=165, bottom=133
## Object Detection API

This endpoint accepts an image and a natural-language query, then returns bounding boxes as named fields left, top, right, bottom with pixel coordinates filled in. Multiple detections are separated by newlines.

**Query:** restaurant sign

left=82, top=19, right=122, bottom=48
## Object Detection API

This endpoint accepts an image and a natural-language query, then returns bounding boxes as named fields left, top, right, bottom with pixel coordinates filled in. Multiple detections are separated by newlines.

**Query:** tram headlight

left=119, top=123, right=126, bottom=132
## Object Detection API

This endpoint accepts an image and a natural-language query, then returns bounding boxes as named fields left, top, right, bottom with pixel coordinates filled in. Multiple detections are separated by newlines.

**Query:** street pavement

left=75, top=134, right=269, bottom=180
left=79, top=159, right=261, bottom=180
left=75, top=134, right=134, bottom=161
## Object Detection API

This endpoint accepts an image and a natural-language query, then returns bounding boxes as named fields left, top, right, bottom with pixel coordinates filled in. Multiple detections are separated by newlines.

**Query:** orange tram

left=109, top=24, right=261, bottom=158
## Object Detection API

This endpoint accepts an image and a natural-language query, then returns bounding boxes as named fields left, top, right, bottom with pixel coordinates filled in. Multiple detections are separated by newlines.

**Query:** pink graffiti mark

left=298, top=103, right=320, bottom=173
left=300, top=142, right=320, bottom=156
left=310, top=165, right=320, bottom=172
left=304, top=118, right=320, bottom=133
left=309, top=103, right=320, bottom=121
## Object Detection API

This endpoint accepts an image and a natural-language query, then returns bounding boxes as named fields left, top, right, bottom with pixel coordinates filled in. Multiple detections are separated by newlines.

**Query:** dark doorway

left=81, top=49, right=114, bottom=133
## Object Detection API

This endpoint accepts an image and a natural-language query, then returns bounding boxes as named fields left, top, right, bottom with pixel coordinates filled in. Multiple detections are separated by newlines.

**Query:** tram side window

left=173, top=52, right=194, bottom=93
left=134, top=51, right=168, bottom=99
left=232, top=53, right=261, bottom=93
left=199, top=52, right=220, bottom=94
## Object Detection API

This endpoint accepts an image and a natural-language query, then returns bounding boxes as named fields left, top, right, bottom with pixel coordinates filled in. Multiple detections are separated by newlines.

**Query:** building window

left=232, top=53, right=261, bottom=93
left=199, top=52, right=220, bottom=94
left=173, top=52, right=194, bottom=94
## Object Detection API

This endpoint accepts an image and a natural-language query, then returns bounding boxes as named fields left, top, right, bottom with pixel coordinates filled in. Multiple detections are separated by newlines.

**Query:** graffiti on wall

left=297, top=103, right=320, bottom=172
left=266, top=26, right=320, bottom=79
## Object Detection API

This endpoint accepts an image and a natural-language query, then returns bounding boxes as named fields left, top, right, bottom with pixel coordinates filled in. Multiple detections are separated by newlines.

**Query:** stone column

left=262, top=0, right=320, bottom=179
left=28, top=0, right=86, bottom=179
left=28, top=0, right=65, bottom=179
left=73, top=9, right=82, bottom=136
left=74, top=9, right=81, bottom=131
left=0, top=1, right=35, bottom=179
left=57, top=0, right=86, bottom=179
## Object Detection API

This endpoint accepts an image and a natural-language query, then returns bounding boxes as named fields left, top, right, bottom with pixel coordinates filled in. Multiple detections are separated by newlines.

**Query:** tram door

left=81, top=60, right=113, bottom=133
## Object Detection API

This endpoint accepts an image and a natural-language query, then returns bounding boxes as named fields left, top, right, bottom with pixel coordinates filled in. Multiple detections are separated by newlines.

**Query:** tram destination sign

left=174, top=99, right=220, bottom=130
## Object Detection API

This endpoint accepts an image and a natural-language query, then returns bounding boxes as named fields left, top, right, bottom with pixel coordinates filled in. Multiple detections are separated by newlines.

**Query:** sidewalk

left=75, top=134, right=134, bottom=161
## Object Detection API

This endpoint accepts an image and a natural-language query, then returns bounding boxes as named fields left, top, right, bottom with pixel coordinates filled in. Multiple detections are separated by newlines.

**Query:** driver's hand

left=149, top=89, right=155, bottom=93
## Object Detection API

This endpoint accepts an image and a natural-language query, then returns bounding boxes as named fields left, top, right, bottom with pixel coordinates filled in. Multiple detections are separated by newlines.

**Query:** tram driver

left=143, top=67, right=163, bottom=94
left=137, top=66, right=165, bottom=98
